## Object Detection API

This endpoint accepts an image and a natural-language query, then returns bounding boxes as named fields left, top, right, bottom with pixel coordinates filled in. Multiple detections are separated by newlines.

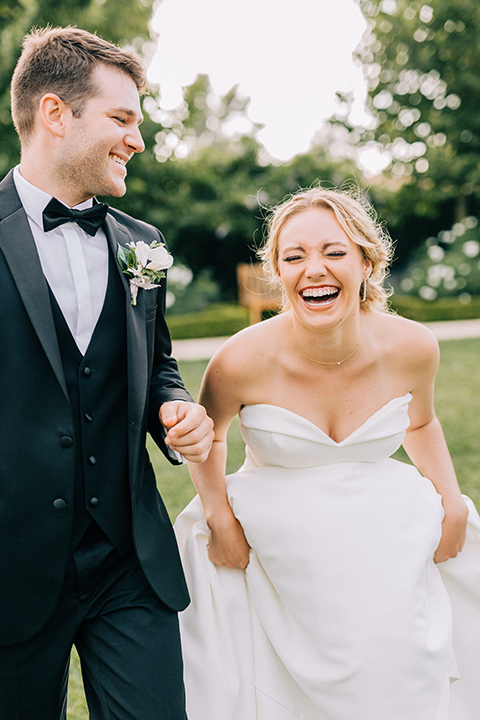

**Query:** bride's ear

left=363, top=260, right=373, bottom=279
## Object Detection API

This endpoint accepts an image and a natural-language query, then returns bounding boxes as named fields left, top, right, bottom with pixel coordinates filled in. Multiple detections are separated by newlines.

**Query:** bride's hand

left=207, top=510, right=250, bottom=569
left=434, top=497, right=468, bottom=563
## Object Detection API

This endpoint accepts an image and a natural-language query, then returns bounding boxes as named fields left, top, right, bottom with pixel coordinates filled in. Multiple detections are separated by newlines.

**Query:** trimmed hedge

left=389, top=295, right=480, bottom=322
left=167, top=304, right=250, bottom=339
left=166, top=298, right=480, bottom=339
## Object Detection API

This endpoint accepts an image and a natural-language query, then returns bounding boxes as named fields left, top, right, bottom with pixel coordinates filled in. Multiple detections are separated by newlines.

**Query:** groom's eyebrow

left=112, top=106, right=144, bottom=125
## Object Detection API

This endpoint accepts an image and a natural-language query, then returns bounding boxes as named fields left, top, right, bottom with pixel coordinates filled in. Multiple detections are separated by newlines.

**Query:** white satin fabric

left=175, top=394, right=480, bottom=720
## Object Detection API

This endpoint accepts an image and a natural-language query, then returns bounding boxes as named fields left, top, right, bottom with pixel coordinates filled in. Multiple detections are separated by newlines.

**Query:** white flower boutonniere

left=117, top=240, right=173, bottom=305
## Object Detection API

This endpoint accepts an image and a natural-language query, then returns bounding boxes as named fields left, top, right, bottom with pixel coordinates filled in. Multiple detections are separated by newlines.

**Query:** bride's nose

left=305, top=256, right=327, bottom=279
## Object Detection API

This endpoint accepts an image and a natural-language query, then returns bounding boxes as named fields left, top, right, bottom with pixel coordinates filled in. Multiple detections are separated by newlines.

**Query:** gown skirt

left=174, top=395, right=480, bottom=720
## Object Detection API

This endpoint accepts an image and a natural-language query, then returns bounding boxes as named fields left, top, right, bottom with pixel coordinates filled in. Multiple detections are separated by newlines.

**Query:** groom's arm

left=147, top=264, right=213, bottom=464
left=147, top=269, right=193, bottom=461
left=113, top=212, right=213, bottom=463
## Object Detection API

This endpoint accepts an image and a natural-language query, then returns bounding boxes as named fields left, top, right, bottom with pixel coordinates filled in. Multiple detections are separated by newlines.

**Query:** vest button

left=83, top=367, right=92, bottom=377
left=88, top=455, right=97, bottom=465
left=60, top=436, right=74, bottom=448
left=89, top=497, right=99, bottom=507
left=53, top=498, right=67, bottom=510
left=84, top=413, right=93, bottom=423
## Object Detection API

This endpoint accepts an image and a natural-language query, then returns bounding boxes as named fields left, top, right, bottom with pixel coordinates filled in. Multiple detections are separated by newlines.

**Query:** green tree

left=356, top=0, right=480, bottom=193
left=335, top=0, right=480, bottom=266
left=0, top=0, right=154, bottom=177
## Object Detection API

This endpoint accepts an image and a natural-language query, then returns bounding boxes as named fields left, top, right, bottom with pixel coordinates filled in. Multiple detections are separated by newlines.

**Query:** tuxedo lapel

left=104, top=212, right=131, bottom=297
left=0, top=171, right=68, bottom=398
left=103, top=213, right=149, bottom=476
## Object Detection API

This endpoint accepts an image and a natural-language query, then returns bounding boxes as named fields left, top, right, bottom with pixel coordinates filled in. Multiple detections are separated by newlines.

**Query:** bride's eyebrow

left=281, top=244, right=305, bottom=253
left=322, top=240, right=348, bottom=249
left=282, top=240, right=348, bottom=253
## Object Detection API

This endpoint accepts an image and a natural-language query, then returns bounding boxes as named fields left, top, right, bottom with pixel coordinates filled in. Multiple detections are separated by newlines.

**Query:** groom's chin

left=104, top=181, right=127, bottom=198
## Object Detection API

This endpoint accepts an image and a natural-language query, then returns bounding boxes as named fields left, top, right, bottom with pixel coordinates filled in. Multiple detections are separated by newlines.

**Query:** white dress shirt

left=13, top=166, right=109, bottom=354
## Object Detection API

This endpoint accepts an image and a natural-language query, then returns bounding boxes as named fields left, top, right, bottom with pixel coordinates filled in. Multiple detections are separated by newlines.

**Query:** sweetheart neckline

left=240, top=393, right=412, bottom=446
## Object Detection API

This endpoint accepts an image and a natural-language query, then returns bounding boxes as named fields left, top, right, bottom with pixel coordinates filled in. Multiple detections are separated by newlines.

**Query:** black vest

left=49, top=249, right=132, bottom=553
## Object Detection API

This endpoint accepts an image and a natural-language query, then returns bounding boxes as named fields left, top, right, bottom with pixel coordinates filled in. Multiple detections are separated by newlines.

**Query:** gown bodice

left=239, top=393, right=412, bottom=468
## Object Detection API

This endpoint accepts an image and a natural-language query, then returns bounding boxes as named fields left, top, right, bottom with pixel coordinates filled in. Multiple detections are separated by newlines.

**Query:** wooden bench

left=237, top=262, right=282, bottom=324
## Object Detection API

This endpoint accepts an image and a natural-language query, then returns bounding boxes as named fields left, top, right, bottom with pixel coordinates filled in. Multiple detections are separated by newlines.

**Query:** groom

left=0, top=26, right=213, bottom=719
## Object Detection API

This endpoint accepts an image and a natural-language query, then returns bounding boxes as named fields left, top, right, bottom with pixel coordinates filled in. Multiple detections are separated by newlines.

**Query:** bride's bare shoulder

left=372, top=311, right=439, bottom=366
left=206, top=313, right=285, bottom=380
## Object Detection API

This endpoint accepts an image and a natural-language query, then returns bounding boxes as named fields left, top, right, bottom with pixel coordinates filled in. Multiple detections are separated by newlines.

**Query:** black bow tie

left=42, top=197, right=108, bottom=236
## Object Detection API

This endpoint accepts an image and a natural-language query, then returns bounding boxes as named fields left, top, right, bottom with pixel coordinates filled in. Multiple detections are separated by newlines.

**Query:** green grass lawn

left=67, top=337, right=480, bottom=717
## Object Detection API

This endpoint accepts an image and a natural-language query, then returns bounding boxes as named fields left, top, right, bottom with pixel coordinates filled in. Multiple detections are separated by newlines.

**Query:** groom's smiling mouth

left=110, top=153, right=127, bottom=168
left=300, top=286, right=340, bottom=308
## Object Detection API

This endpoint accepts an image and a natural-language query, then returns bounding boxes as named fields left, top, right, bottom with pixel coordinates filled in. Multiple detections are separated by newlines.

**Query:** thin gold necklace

left=292, top=321, right=362, bottom=366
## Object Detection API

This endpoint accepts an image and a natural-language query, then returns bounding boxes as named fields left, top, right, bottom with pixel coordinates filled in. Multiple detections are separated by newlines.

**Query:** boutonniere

left=117, top=240, right=173, bottom=305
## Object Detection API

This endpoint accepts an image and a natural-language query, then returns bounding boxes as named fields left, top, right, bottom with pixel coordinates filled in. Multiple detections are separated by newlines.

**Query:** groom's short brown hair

left=11, top=26, right=147, bottom=143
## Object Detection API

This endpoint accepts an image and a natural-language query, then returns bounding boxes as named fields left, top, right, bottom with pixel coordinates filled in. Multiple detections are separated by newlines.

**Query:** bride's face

left=277, top=207, right=371, bottom=327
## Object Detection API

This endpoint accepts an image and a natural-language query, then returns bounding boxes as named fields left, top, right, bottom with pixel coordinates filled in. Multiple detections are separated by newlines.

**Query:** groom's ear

left=38, top=93, right=72, bottom=139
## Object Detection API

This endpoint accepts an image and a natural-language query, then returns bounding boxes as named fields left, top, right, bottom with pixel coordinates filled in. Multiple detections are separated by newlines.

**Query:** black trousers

left=0, top=523, right=187, bottom=720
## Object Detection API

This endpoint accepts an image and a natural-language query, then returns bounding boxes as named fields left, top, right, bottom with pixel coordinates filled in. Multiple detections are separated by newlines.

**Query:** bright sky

left=148, top=0, right=372, bottom=164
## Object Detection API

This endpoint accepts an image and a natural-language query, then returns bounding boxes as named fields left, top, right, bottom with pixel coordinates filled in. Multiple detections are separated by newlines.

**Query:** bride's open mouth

left=300, top=286, right=340, bottom=308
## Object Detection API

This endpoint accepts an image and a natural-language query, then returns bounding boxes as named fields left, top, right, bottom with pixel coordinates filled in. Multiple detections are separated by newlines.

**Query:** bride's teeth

left=302, top=288, right=337, bottom=298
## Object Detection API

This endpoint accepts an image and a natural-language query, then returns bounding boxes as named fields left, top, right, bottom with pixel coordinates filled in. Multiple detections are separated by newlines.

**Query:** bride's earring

left=362, top=278, right=367, bottom=302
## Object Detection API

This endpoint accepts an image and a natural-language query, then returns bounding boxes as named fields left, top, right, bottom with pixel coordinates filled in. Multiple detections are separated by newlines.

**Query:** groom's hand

left=160, top=401, right=214, bottom=463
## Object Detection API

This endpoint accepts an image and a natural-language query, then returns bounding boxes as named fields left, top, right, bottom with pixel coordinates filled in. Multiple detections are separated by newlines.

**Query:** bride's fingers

left=207, top=539, right=250, bottom=569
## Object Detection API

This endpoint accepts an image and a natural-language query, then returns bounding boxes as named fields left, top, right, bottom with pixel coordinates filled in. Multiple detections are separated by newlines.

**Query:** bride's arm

left=403, top=416, right=468, bottom=563
left=188, top=346, right=251, bottom=569
left=401, top=327, right=468, bottom=563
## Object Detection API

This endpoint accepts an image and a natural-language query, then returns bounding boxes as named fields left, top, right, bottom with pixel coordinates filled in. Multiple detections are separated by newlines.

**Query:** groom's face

left=56, top=63, right=145, bottom=203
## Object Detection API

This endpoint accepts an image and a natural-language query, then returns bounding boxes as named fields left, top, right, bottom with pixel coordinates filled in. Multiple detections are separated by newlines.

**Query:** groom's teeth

left=110, top=154, right=126, bottom=166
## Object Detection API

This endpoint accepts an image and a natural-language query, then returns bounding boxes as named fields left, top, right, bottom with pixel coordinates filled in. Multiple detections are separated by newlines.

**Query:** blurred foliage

left=333, top=0, right=480, bottom=268
left=356, top=0, right=480, bottom=194
left=395, top=215, right=480, bottom=300
left=165, top=265, right=221, bottom=315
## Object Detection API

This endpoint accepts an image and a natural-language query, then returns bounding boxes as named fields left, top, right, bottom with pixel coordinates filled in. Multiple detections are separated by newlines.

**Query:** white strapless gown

left=174, top=395, right=480, bottom=720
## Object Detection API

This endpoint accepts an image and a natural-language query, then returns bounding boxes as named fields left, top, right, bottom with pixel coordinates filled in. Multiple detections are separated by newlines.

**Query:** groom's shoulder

left=0, top=170, right=22, bottom=220
left=107, top=205, right=165, bottom=243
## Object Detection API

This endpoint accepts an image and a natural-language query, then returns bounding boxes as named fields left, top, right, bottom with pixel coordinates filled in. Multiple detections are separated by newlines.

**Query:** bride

left=174, top=186, right=480, bottom=719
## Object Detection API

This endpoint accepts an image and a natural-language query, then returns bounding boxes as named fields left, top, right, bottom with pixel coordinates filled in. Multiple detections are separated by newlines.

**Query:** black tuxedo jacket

left=0, top=170, right=191, bottom=646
